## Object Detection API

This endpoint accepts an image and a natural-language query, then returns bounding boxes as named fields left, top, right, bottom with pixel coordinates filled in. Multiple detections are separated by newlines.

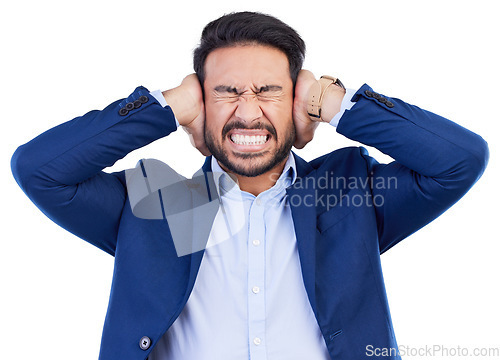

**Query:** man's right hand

left=162, top=74, right=211, bottom=156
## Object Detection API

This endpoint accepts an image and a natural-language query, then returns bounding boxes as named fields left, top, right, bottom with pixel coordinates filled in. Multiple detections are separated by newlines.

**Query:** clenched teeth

left=230, top=134, right=268, bottom=145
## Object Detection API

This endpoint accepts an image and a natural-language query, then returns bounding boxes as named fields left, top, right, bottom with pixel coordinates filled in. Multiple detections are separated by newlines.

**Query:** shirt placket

left=247, top=194, right=267, bottom=359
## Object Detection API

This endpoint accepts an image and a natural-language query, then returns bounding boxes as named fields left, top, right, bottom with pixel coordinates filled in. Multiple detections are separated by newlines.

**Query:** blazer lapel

left=286, top=153, right=318, bottom=315
left=182, top=156, right=215, bottom=302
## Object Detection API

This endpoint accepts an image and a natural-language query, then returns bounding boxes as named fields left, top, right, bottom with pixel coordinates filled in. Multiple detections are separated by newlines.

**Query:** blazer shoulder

left=309, top=146, right=373, bottom=172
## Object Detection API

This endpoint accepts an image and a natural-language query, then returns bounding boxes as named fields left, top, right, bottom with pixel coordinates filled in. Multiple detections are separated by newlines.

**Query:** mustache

left=221, top=120, right=277, bottom=138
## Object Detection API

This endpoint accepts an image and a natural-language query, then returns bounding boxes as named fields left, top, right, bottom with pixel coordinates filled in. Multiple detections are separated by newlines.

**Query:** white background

left=1, top=0, right=499, bottom=359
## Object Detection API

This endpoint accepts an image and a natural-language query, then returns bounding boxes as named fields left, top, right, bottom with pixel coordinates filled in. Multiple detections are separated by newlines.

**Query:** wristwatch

left=307, top=75, right=345, bottom=119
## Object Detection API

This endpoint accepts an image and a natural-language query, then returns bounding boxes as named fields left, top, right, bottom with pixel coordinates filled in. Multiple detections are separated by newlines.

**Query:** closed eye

left=212, top=84, right=284, bottom=101
left=213, top=86, right=240, bottom=102
left=256, top=85, right=283, bottom=100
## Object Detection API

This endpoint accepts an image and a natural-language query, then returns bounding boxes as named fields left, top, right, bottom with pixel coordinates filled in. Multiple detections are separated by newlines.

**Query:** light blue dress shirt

left=147, top=87, right=357, bottom=359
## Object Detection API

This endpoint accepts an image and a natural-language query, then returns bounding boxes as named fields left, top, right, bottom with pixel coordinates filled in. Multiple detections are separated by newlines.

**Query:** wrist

left=162, top=87, right=199, bottom=126
left=319, top=84, right=346, bottom=122
left=306, top=75, right=346, bottom=122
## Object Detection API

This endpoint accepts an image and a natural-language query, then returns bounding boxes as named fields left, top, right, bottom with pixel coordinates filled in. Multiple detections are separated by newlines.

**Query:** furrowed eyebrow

left=213, top=85, right=283, bottom=94
left=257, top=85, right=282, bottom=93
left=214, top=85, right=239, bottom=94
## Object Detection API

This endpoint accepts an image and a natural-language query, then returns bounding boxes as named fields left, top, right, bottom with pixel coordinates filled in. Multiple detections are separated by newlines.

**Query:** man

left=11, top=11, right=488, bottom=360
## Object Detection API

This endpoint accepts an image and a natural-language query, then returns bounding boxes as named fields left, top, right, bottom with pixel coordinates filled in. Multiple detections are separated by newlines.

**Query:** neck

left=219, top=157, right=289, bottom=197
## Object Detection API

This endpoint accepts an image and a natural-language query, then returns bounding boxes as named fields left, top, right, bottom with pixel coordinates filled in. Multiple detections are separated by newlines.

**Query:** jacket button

left=386, top=101, right=394, bottom=108
left=138, top=95, right=149, bottom=104
left=139, top=336, right=152, bottom=350
left=133, top=100, right=142, bottom=109
left=118, top=108, right=129, bottom=116
left=364, top=90, right=373, bottom=97
left=125, top=102, right=135, bottom=111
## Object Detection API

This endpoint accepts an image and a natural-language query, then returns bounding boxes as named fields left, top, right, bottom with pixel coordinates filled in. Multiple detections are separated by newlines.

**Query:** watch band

left=307, top=75, right=345, bottom=120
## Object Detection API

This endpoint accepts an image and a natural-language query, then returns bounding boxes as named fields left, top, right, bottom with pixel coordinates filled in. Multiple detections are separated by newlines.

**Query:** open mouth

left=230, top=134, right=270, bottom=145
left=227, top=130, right=272, bottom=151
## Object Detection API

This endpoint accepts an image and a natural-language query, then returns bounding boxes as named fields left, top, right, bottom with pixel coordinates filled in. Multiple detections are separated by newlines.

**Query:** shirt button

left=139, top=336, right=152, bottom=350
left=252, top=239, right=261, bottom=246
left=252, top=286, right=260, bottom=294
left=253, top=337, right=262, bottom=346
left=255, top=198, right=262, bottom=206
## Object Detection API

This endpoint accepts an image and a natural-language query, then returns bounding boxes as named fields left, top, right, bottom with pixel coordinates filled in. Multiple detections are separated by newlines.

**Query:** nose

left=234, top=95, right=263, bottom=123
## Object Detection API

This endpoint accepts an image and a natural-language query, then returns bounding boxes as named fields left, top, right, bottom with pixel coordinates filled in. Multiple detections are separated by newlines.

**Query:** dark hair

left=193, top=11, right=306, bottom=87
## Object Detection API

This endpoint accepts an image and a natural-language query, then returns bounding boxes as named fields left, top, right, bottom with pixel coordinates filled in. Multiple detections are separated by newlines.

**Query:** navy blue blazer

left=11, top=85, right=488, bottom=359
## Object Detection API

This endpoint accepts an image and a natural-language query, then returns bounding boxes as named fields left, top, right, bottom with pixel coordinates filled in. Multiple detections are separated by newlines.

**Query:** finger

left=294, top=138, right=306, bottom=149
left=182, top=125, right=211, bottom=156
left=197, top=144, right=212, bottom=157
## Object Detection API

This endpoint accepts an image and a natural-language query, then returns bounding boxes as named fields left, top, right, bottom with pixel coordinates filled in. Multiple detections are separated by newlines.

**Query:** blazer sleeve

left=336, top=84, right=489, bottom=254
left=10, top=86, right=178, bottom=256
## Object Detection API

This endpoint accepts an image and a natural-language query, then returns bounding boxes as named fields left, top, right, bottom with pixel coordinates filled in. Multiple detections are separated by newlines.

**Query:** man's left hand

left=293, top=70, right=320, bottom=149
left=292, top=70, right=346, bottom=149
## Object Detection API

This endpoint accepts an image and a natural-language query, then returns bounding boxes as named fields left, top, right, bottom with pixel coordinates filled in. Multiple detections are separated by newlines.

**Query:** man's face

left=203, top=44, right=295, bottom=177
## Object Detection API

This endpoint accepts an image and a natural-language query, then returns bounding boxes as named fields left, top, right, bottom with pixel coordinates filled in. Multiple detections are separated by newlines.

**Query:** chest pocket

left=317, top=200, right=357, bottom=234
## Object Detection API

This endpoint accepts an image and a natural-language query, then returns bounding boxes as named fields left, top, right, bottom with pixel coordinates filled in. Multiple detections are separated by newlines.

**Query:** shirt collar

left=210, top=154, right=297, bottom=199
